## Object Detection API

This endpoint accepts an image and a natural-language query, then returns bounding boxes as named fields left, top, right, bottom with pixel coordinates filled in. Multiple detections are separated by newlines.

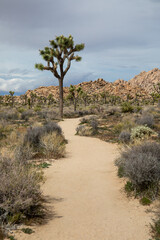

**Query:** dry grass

left=40, top=132, right=65, bottom=159
left=0, top=157, right=44, bottom=224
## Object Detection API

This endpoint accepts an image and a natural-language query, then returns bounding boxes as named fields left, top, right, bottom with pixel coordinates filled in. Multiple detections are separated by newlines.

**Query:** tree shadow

left=26, top=196, right=64, bottom=226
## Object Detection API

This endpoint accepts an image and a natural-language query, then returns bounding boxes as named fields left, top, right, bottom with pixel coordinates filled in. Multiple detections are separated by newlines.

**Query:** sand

left=15, top=118, right=152, bottom=240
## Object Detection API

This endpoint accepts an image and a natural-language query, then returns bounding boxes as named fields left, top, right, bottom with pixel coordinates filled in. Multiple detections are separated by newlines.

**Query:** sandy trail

left=16, top=118, right=152, bottom=240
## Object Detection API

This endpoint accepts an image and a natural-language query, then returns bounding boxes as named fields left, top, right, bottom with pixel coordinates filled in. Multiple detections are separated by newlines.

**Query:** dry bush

left=43, top=122, right=62, bottom=135
left=106, top=106, right=121, bottom=116
left=38, top=110, right=59, bottom=121
left=80, top=117, right=89, bottom=124
left=0, top=109, right=19, bottom=121
left=118, top=131, right=131, bottom=144
left=136, top=113, right=154, bottom=128
left=0, top=157, right=43, bottom=223
left=89, top=118, right=98, bottom=134
left=40, top=132, right=65, bottom=159
left=21, top=110, right=34, bottom=121
left=24, top=122, right=62, bottom=149
left=142, top=106, right=155, bottom=114
left=116, top=142, right=160, bottom=198
left=113, top=118, right=135, bottom=134
left=76, top=125, right=91, bottom=136
left=14, top=143, right=33, bottom=162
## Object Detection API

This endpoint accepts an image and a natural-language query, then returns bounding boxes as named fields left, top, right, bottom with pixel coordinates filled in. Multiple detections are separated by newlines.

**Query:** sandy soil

left=15, top=118, right=153, bottom=240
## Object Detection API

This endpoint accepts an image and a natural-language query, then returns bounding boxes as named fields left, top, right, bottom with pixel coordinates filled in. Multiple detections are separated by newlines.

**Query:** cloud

left=0, top=0, right=160, bottom=93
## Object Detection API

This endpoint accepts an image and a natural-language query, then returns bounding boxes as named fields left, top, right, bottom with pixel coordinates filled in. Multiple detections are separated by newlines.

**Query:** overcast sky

left=0, top=0, right=160, bottom=95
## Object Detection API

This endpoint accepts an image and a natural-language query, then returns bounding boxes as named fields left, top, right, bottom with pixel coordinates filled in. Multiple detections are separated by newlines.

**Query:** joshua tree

left=69, top=85, right=82, bottom=112
left=100, top=91, right=109, bottom=104
left=48, top=93, right=54, bottom=105
left=81, top=91, right=89, bottom=107
left=35, top=35, right=84, bottom=118
left=9, top=91, right=15, bottom=107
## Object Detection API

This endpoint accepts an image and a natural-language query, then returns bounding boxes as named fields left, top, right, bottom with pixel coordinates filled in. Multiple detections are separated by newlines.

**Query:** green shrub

left=121, top=102, right=134, bottom=113
left=151, top=218, right=160, bottom=239
left=131, top=125, right=156, bottom=140
left=37, top=162, right=51, bottom=168
left=21, top=228, right=34, bottom=234
left=117, top=165, right=125, bottom=178
left=140, top=197, right=152, bottom=206
left=125, top=181, right=134, bottom=193
left=34, top=106, right=41, bottom=112
left=7, top=236, right=16, bottom=240
left=113, top=119, right=135, bottom=134
left=17, top=107, right=25, bottom=113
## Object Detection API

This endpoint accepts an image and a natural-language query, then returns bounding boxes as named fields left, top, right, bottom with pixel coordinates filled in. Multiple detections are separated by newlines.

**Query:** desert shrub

left=125, top=181, right=134, bottom=193
left=90, top=118, right=98, bottom=134
left=136, top=113, right=154, bottom=128
left=34, top=105, right=41, bottom=112
left=21, top=228, right=34, bottom=234
left=80, top=117, right=89, bottom=124
left=151, top=219, right=160, bottom=239
left=0, top=110, right=19, bottom=121
left=118, top=131, right=131, bottom=143
left=113, top=119, right=135, bottom=134
left=116, top=142, right=160, bottom=197
left=63, top=110, right=78, bottom=118
left=76, top=125, right=91, bottom=136
left=140, top=197, right=152, bottom=206
left=17, top=107, right=25, bottom=113
left=21, top=110, right=34, bottom=121
left=40, top=132, right=65, bottom=159
left=121, top=102, right=134, bottom=113
left=131, top=125, right=156, bottom=140
left=142, top=106, right=155, bottom=114
left=24, top=126, right=44, bottom=148
left=38, top=110, right=58, bottom=121
left=117, top=165, right=125, bottom=178
left=43, top=122, right=62, bottom=135
left=133, top=106, right=142, bottom=113
left=14, top=143, right=33, bottom=162
left=106, top=106, right=121, bottom=115
left=24, top=122, right=62, bottom=148
left=0, top=157, right=43, bottom=223
left=64, top=110, right=90, bottom=118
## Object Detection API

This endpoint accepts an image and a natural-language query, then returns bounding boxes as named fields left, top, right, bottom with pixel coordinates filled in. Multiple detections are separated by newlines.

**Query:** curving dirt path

left=15, top=118, right=152, bottom=240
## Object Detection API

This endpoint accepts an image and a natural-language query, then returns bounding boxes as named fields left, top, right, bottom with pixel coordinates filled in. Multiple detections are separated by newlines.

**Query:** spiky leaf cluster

left=69, top=85, right=82, bottom=99
left=35, top=35, right=85, bottom=79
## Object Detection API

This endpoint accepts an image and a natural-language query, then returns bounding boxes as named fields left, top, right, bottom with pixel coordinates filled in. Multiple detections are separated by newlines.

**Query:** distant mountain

left=25, top=68, right=160, bottom=101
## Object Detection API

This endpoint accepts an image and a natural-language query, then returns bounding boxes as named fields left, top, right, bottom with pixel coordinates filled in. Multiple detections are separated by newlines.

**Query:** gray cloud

left=0, top=0, right=160, bottom=93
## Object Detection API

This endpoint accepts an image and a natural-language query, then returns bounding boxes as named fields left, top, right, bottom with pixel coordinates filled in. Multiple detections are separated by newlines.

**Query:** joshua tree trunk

left=74, top=98, right=77, bottom=112
left=59, top=78, right=64, bottom=118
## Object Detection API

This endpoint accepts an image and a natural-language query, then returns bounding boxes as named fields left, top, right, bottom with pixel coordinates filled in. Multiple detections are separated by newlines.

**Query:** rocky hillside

left=129, top=68, right=160, bottom=94
left=25, top=68, right=160, bottom=101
